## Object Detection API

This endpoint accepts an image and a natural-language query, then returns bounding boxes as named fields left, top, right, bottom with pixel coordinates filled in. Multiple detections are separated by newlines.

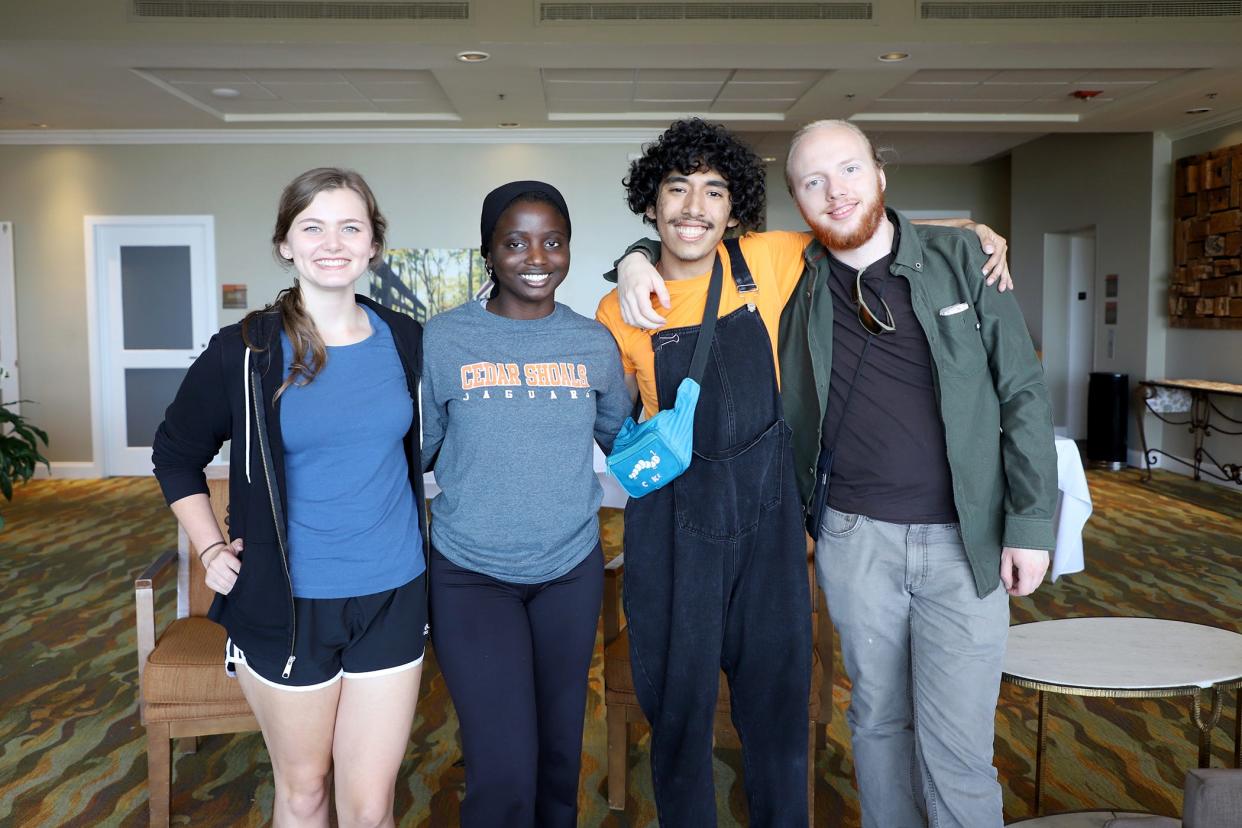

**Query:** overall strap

left=722, top=236, right=756, bottom=293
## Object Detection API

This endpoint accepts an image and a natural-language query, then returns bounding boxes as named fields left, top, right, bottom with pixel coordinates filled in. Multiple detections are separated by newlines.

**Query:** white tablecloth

left=1051, top=436, right=1091, bottom=580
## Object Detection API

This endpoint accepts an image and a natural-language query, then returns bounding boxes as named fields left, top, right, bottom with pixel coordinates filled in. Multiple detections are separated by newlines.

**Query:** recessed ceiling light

left=762, top=156, right=777, bottom=163
left=457, top=51, right=490, bottom=63
left=211, top=87, right=241, bottom=98
left=878, top=52, right=909, bottom=62
left=1185, top=107, right=1213, bottom=115
left=498, top=122, right=519, bottom=128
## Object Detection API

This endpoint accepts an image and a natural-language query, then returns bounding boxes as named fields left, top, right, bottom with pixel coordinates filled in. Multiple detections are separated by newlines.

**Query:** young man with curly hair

left=595, top=118, right=816, bottom=827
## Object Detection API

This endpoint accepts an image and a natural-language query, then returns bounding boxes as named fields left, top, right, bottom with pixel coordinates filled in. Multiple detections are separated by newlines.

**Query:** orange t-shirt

left=595, top=230, right=810, bottom=418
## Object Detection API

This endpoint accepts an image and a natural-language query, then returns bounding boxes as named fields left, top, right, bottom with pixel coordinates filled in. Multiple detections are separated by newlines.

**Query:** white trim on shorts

left=225, top=637, right=344, bottom=693
left=225, top=637, right=422, bottom=690
left=341, top=653, right=424, bottom=680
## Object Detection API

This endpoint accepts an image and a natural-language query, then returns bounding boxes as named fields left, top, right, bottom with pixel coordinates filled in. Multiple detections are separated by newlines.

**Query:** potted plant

left=1, top=380, right=50, bottom=531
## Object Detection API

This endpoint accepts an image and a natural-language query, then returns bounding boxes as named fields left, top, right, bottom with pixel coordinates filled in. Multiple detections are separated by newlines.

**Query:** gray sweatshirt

left=421, top=300, right=629, bottom=583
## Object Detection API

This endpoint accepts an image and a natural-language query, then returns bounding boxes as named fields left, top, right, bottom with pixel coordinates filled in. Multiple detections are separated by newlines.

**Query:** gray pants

left=815, top=507, right=1009, bottom=828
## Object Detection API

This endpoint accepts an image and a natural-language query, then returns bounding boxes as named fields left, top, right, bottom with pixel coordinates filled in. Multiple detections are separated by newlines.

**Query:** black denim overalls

left=621, top=239, right=813, bottom=827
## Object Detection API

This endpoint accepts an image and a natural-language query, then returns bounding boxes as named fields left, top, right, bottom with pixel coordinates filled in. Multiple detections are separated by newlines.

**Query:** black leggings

left=429, top=543, right=603, bottom=828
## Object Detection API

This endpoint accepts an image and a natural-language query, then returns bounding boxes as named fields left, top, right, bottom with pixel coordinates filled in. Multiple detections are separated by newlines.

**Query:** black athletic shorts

left=225, top=573, right=428, bottom=691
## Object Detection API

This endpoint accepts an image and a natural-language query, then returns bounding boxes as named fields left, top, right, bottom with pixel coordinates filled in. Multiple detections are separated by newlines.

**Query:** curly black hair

left=623, top=118, right=766, bottom=232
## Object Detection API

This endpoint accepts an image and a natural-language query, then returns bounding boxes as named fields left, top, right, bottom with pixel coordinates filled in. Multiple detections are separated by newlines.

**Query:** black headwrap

left=479, top=180, right=572, bottom=258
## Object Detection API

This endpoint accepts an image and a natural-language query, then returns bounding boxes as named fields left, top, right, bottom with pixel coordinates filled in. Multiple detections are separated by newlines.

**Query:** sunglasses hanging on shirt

left=852, top=268, right=896, bottom=335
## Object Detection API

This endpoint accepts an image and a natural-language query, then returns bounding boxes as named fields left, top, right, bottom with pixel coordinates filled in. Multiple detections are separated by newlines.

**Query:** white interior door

left=90, top=217, right=216, bottom=476
left=0, top=222, right=17, bottom=409
left=1065, top=231, right=1096, bottom=440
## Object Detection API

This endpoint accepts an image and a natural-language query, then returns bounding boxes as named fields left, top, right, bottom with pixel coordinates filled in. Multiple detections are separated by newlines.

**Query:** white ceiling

left=3, top=0, right=1242, bottom=163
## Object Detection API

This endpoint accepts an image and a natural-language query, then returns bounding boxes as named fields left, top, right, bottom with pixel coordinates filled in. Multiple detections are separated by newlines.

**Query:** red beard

left=804, top=191, right=886, bottom=251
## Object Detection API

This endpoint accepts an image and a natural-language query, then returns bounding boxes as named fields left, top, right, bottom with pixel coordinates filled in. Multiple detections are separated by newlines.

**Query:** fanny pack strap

left=685, top=248, right=725, bottom=386
left=628, top=253, right=725, bottom=424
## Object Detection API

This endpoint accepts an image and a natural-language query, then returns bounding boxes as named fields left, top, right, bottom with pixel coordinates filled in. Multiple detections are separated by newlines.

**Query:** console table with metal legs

left=1134, top=378, right=1242, bottom=485
left=1002, top=618, right=1242, bottom=817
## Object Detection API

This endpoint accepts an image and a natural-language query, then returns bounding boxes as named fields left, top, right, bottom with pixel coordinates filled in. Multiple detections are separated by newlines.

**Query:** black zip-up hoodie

left=152, top=295, right=427, bottom=678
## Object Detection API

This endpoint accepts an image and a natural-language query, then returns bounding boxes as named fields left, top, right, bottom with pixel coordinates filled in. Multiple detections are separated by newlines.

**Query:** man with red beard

left=777, top=120, right=1056, bottom=828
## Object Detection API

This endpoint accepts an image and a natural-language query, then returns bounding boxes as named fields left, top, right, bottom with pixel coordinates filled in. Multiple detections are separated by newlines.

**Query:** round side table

left=1002, top=617, right=1242, bottom=817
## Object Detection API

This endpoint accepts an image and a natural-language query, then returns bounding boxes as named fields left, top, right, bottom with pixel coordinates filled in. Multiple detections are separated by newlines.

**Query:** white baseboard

left=30, top=461, right=228, bottom=480
left=32, top=461, right=103, bottom=479
left=1127, top=448, right=1152, bottom=470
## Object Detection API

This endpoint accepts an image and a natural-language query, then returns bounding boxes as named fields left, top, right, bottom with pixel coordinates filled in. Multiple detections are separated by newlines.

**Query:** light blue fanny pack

left=606, top=377, right=700, bottom=495
left=606, top=249, right=725, bottom=498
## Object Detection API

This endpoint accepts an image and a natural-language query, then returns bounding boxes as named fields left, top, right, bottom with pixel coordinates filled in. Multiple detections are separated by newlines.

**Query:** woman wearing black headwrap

left=419, top=181, right=630, bottom=826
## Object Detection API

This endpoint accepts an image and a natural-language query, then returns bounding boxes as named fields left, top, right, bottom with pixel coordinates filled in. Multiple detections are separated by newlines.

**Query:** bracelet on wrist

left=198, top=540, right=227, bottom=562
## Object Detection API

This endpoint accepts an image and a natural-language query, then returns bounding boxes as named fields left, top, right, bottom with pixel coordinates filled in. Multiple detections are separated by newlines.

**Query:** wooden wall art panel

left=1172, top=143, right=1242, bottom=329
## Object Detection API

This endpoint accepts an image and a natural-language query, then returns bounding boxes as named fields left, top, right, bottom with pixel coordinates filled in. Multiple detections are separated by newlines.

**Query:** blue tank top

left=280, top=305, right=424, bottom=598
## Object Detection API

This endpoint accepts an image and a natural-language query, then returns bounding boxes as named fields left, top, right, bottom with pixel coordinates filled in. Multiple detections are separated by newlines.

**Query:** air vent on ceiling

left=540, top=2, right=872, bottom=21
left=921, top=0, right=1241, bottom=19
left=132, top=1, right=468, bottom=19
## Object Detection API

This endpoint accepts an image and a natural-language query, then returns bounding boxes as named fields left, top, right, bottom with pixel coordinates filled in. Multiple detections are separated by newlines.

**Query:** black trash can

left=1087, top=372, right=1129, bottom=470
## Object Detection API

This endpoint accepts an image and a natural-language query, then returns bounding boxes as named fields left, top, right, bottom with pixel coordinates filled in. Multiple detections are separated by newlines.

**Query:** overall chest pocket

left=935, top=305, right=987, bottom=376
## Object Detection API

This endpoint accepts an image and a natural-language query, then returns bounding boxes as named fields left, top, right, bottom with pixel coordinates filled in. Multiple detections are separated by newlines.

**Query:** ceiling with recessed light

left=134, top=68, right=457, bottom=121
left=2, top=0, right=1241, bottom=163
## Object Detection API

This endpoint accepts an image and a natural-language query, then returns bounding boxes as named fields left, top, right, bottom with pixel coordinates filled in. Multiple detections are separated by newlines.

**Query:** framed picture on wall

left=222, top=283, right=247, bottom=309
left=370, top=247, right=488, bottom=323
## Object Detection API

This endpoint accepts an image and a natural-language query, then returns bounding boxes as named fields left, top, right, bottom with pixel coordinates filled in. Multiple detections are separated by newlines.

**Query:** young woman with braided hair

left=153, top=167, right=428, bottom=827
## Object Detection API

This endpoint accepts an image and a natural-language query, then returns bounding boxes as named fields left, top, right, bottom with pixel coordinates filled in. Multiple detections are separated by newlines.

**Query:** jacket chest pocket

left=934, top=305, right=987, bottom=376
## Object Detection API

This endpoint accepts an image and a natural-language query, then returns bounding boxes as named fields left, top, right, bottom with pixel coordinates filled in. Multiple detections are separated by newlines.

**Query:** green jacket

left=777, top=210, right=1057, bottom=598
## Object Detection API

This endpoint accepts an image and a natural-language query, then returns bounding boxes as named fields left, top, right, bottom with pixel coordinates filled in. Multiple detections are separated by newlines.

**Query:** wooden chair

left=602, top=537, right=835, bottom=814
left=134, top=475, right=257, bottom=827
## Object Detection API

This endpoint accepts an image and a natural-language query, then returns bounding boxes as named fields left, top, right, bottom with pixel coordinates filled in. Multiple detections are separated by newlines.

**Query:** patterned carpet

left=0, top=468, right=1239, bottom=827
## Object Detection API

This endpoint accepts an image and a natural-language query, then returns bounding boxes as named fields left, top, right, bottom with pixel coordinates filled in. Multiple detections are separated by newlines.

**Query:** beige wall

left=1010, top=123, right=1242, bottom=476
left=1010, top=133, right=1163, bottom=446
left=765, top=155, right=1012, bottom=238
left=3, top=138, right=1018, bottom=466
left=0, top=141, right=648, bottom=463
